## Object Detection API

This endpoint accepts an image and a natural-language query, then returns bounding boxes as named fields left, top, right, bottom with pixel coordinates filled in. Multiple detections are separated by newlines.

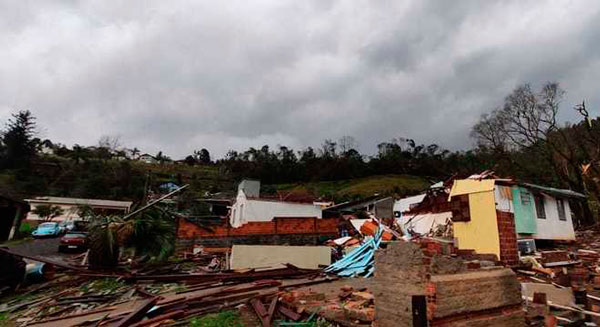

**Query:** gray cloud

left=1, top=0, right=600, bottom=158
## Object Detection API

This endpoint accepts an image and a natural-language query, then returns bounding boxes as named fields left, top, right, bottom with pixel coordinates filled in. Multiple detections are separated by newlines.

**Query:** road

left=2, top=237, right=81, bottom=262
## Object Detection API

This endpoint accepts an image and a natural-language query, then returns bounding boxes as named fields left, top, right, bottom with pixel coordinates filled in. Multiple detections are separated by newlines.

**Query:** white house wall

left=399, top=211, right=452, bottom=236
left=230, top=191, right=322, bottom=228
left=26, top=203, right=81, bottom=221
left=494, top=185, right=514, bottom=213
left=532, top=194, right=575, bottom=240
left=393, top=194, right=426, bottom=216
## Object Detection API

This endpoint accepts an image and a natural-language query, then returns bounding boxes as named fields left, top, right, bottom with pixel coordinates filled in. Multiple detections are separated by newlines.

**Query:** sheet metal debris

left=325, top=227, right=383, bottom=277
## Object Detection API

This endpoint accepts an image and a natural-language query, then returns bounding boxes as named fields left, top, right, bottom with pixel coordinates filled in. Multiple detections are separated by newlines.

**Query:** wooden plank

left=128, top=310, right=185, bottom=327
left=266, top=296, right=278, bottom=325
left=115, top=297, right=159, bottom=327
left=250, top=298, right=270, bottom=327
left=277, top=305, right=301, bottom=321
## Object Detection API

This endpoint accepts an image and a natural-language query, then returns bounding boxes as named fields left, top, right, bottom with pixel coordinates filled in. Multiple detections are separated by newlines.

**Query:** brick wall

left=176, top=234, right=329, bottom=249
left=373, top=242, right=525, bottom=327
left=496, top=210, right=519, bottom=266
left=176, top=216, right=339, bottom=250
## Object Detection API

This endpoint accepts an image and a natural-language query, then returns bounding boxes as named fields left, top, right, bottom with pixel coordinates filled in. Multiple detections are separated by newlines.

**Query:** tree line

left=1, top=82, right=599, bottom=223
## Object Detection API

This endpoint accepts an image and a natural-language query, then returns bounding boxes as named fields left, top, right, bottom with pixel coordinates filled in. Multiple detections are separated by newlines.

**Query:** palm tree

left=130, top=147, right=141, bottom=160
left=87, top=208, right=175, bottom=267
left=70, top=144, right=88, bottom=164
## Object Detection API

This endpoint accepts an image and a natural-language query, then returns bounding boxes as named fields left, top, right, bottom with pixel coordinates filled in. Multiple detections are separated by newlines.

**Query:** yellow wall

left=453, top=190, right=500, bottom=258
left=450, top=179, right=495, bottom=197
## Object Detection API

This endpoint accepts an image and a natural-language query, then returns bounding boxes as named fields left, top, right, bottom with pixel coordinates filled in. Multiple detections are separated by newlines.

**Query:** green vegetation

left=275, top=175, right=429, bottom=202
left=189, top=310, right=242, bottom=327
left=0, top=313, right=9, bottom=326
left=87, top=207, right=176, bottom=267
left=17, top=222, right=32, bottom=235
left=81, top=278, right=126, bottom=293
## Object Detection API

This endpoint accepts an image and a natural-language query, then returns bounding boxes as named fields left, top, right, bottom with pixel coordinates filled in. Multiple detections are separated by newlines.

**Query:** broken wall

left=496, top=210, right=519, bottom=266
left=373, top=242, right=525, bottom=327
left=176, top=216, right=339, bottom=250
left=453, top=191, right=501, bottom=259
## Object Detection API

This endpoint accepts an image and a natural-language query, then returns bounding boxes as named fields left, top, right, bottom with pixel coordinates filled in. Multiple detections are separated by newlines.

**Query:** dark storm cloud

left=1, top=0, right=600, bottom=158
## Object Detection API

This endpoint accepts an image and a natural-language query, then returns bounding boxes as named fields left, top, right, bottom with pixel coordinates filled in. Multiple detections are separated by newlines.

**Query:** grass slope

left=273, top=174, right=431, bottom=201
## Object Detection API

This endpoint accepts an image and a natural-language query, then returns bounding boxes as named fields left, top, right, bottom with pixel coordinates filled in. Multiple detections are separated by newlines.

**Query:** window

left=451, top=195, right=470, bottom=222
left=557, top=199, right=566, bottom=221
left=534, top=195, right=546, bottom=219
left=520, top=192, right=531, bottom=205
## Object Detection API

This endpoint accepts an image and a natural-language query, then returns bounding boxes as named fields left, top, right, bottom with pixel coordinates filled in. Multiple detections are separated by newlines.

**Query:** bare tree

left=98, top=135, right=122, bottom=153
left=472, top=83, right=563, bottom=150
left=338, top=136, right=358, bottom=153
left=472, top=82, right=596, bottom=225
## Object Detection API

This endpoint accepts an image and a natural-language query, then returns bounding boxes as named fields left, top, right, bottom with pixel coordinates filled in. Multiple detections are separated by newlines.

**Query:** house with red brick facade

left=176, top=180, right=340, bottom=249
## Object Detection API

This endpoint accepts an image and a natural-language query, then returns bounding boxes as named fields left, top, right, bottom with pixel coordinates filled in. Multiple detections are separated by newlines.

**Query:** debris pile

left=0, top=258, right=338, bottom=326
left=279, top=284, right=375, bottom=326
left=325, top=228, right=383, bottom=277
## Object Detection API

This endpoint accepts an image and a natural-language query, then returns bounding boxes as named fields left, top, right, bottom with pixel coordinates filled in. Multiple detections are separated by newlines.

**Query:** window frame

left=534, top=194, right=546, bottom=219
left=557, top=198, right=566, bottom=221
left=520, top=191, right=531, bottom=206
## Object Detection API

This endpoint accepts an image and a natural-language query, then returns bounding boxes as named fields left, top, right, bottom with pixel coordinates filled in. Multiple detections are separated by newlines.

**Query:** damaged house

left=396, top=173, right=585, bottom=266
left=177, top=180, right=339, bottom=248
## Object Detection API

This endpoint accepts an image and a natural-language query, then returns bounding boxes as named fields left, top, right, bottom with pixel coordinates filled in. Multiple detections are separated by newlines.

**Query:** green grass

left=0, top=312, right=11, bottom=327
left=273, top=174, right=430, bottom=201
left=189, top=310, right=242, bottom=327
left=80, top=278, right=125, bottom=293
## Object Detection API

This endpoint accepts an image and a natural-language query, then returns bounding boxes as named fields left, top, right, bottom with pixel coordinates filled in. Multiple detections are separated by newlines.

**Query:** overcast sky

left=1, top=1, right=600, bottom=159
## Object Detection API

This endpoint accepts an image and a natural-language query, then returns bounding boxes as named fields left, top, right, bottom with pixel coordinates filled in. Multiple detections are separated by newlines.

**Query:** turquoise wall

left=512, top=187, right=537, bottom=234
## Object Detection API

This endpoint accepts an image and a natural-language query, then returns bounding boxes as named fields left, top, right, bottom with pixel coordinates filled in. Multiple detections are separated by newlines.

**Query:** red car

left=58, top=232, right=88, bottom=252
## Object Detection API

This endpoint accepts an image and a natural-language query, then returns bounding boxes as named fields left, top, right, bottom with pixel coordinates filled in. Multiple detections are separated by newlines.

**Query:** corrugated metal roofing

left=521, top=183, right=586, bottom=199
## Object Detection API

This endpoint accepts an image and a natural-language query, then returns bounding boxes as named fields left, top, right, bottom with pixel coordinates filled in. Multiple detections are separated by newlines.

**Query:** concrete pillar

left=8, top=206, right=23, bottom=240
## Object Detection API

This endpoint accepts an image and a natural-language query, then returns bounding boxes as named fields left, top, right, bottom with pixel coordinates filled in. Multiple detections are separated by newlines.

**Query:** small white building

left=229, top=180, right=323, bottom=228
left=25, top=196, right=133, bottom=221
left=138, top=154, right=157, bottom=164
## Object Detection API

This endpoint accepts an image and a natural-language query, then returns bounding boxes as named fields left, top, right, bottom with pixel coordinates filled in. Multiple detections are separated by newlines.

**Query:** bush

left=18, top=222, right=32, bottom=235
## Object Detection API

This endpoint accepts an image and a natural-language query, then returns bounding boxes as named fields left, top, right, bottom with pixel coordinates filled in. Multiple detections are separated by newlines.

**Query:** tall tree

left=1, top=110, right=39, bottom=168
left=193, top=148, right=211, bottom=164
left=472, top=82, right=595, bottom=225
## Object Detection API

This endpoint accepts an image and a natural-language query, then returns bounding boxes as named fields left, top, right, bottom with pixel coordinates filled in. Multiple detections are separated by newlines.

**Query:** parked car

left=32, top=222, right=62, bottom=238
left=58, top=232, right=88, bottom=252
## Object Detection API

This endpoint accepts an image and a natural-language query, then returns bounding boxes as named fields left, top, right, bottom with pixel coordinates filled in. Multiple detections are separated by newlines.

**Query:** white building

left=521, top=183, right=583, bottom=241
left=483, top=182, right=581, bottom=241
left=25, top=196, right=133, bottom=221
left=138, top=154, right=157, bottom=164
left=229, top=180, right=323, bottom=228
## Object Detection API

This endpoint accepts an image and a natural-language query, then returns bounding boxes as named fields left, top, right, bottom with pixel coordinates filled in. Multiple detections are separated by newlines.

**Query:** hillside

left=271, top=174, right=431, bottom=202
